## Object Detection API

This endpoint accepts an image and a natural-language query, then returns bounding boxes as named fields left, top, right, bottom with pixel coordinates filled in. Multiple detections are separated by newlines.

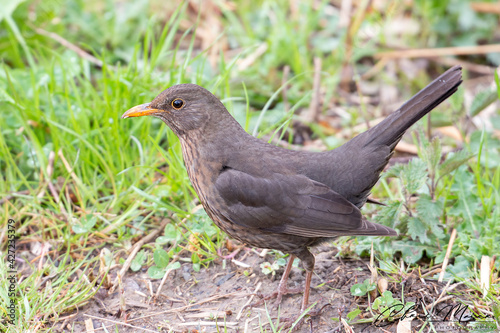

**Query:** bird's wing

left=213, top=168, right=396, bottom=238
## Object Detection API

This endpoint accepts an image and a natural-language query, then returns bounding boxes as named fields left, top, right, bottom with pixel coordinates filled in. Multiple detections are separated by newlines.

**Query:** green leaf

left=350, top=285, right=366, bottom=297
left=416, top=194, right=442, bottom=221
left=156, top=224, right=181, bottom=245
left=416, top=195, right=446, bottom=240
left=393, top=241, right=428, bottom=264
left=347, top=308, right=362, bottom=321
left=428, top=220, right=445, bottom=240
left=130, top=250, right=146, bottom=272
left=374, top=201, right=403, bottom=227
left=147, top=266, right=166, bottom=279
left=384, top=163, right=404, bottom=179
left=407, top=217, right=429, bottom=244
left=147, top=260, right=179, bottom=279
left=379, top=291, right=395, bottom=306
left=491, top=115, right=500, bottom=131
left=166, top=262, right=181, bottom=270
left=420, top=137, right=441, bottom=178
left=153, top=249, right=170, bottom=269
left=403, top=159, right=428, bottom=193
left=387, top=159, right=428, bottom=194
left=260, top=262, right=279, bottom=276
left=448, top=167, right=481, bottom=232
left=0, top=87, right=15, bottom=104
left=439, top=150, right=474, bottom=178
left=190, top=210, right=218, bottom=238
left=449, top=166, right=476, bottom=194
left=448, top=84, right=464, bottom=112
left=468, top=238, right=493, bottom=259
left=469, top=89, right=497, bottom=117
left=372, top=297, right=382, bottom=310
left=276, top=257, right=287, bottom=266
left=446, top=258, right=472, bottom=279
left=350, top=279, right=376, bottom=297
left=72, top=214, right=97, bottom=234
left=372, top=291, right=395, bottom=311
left=0, top=0, right=25, bottom=22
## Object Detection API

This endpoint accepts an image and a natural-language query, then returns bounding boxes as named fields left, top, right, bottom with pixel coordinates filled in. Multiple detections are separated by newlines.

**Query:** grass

left=1, top=0, right=499, bottom=331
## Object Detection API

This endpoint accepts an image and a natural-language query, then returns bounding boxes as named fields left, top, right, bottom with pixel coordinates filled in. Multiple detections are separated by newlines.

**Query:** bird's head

left=122, top=84, right=233, bottom=138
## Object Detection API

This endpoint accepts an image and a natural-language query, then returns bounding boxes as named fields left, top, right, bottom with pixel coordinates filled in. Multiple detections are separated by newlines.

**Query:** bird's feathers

left=214, top=168, right=397, bottom=238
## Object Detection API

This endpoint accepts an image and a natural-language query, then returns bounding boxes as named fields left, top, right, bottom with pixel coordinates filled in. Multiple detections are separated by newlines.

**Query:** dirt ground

left=59, top=238, right=488, bottom=333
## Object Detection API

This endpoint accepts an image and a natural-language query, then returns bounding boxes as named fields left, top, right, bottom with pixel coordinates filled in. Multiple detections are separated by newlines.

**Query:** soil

left=61, top=241, right=477, bottom=333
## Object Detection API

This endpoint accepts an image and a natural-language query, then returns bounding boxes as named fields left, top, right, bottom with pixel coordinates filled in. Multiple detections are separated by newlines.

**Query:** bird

left=122, top=66, right=462, bottom=313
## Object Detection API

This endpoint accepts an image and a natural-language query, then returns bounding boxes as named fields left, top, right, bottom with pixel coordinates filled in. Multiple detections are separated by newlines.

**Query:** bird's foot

left=265, top=286, right=303, bottom=308
left=279, top=303, right=330, bottom=331
left=242, top=286, right=303, bottom=311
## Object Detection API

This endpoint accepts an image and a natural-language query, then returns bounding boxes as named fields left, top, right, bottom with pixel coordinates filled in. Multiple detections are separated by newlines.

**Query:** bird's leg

left=275, top=254, right=296, bottom=305
left=300, top=270, right=312, bottom=312
left=246, top=254, right=303, bottom=309
left=279, top=270, right=329, bottom=331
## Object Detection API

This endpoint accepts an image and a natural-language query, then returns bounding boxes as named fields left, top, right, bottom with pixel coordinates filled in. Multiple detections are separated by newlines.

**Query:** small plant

left=371, top=291, right=416, bottom=323
left=148, top=248, right=181, bottom=279
left=350, top=278, right=377, bottom=297
left=260, top=257, right=287, bottom=276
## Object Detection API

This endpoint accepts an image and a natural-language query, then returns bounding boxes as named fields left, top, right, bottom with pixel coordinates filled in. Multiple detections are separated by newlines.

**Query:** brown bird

left=122, top=66, right=462, bottom=312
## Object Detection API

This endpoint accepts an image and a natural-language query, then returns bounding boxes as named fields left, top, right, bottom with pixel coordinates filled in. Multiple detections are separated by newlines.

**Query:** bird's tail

left=364, top=66, right=462, bottom=148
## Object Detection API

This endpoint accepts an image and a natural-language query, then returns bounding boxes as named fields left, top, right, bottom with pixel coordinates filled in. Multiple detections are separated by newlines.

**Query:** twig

left=470, top=2, right=500, bottom=14
left=84, top=318, right=94, bottom=332
left=306, top=57, right=322, bottom=123
left=420, top=267, right=442, bottom=279
left=395, top=141, right=419, bottom=155
left=237, top=43, right=268, bottom=71
left=426, top=279, right=453, bottom=310
left=109, top=218, right=171, bottom=293
left=426, top=295, right=455, bottom=311
left=438, top=228, right=458, bottom=282
left=258, top=249, right=268, bottom=257
left=480, top=255, right=491, bottom=297
left=184, top=311, right=229, bottom=319
left=155, top=259, right=177, bottom=298
left=83, top=314, right=158, bottom=333
left=236, top=282, right=262, bottom=320
left=0, top=190, right=30, bottom=205
left=435, top=57, right=495, bottom=75
left=338, top=0, right=353, bottom=28
left=37, top=242, right=51, bottom=274
left=73, top=292, right=251, bottom=333
left=377, top=44, right=500, bottom=59
left=128, top=291, right=249, bottom=323
left=178, top=321, right=238, bottom=327
left=232, top=259, right=251, bottom=268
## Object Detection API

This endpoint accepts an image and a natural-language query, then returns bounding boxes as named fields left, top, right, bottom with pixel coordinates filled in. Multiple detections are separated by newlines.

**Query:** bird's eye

left=171, top=98, right=185, bottom=110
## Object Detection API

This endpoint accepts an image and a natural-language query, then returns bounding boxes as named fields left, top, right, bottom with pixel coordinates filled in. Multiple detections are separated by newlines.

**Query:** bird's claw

left=245, top=286, right=303, bottom=310
left=279, top=304, right=329, bottom=331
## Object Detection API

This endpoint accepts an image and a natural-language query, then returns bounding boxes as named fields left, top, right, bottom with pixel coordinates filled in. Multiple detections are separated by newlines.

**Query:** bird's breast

left=180, top=139, right=222, bottom=203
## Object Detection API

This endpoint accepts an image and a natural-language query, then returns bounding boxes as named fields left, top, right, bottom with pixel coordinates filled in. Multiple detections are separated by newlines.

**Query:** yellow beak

left=121, top=103, right=161, bottom=118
